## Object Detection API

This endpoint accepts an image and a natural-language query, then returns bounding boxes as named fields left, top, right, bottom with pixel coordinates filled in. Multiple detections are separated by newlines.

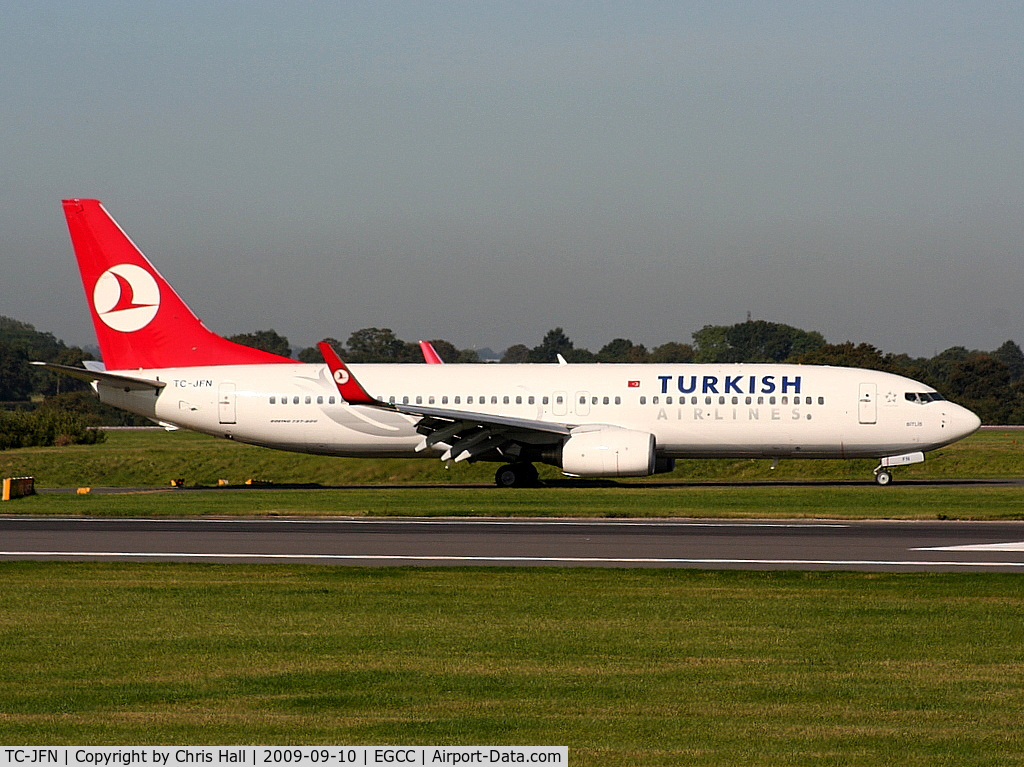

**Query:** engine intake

left=560, top=426, right=657, bottom=478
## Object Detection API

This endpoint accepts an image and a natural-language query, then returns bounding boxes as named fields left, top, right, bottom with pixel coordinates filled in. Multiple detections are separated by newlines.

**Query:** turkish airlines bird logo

left=92, top=264, right=161, bottom=332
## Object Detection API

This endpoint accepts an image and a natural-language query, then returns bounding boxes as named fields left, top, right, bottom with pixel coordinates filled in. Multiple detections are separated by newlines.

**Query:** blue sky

left=3, top=1, right=1022, bottom=357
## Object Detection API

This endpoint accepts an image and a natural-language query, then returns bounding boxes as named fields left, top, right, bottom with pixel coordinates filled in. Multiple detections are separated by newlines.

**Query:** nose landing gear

left=873, top=451, right=925, bottom=485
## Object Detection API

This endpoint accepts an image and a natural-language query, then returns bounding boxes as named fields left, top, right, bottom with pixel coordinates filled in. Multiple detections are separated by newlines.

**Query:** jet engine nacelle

left=560, top=426, right=657, bottom=478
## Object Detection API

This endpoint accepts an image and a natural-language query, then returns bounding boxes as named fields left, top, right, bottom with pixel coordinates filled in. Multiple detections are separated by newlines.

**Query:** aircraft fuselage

left=101, top=361, right=978, bottom=461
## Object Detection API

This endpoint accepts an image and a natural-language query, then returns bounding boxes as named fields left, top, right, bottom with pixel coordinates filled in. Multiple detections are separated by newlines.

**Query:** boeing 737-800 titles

left=37, top=199, right=981, bottom=487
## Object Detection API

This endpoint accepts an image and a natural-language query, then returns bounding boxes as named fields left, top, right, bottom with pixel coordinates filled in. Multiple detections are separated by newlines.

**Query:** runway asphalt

left=3, top=516, right=1024, bottom=572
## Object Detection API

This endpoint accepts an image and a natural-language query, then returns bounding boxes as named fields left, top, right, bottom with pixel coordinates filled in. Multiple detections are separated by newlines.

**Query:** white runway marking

left=914, top=541, right=1024, bottom=552
left=3, top=551, right=1024, bottom=568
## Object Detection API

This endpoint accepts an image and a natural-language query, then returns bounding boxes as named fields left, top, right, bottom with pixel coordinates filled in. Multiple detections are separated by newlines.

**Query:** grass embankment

left=2, top=429, right=1021, bottom=489
left=2, top=429, right=1022, bottom=519
left=1, top=564, right=1022, bottom=765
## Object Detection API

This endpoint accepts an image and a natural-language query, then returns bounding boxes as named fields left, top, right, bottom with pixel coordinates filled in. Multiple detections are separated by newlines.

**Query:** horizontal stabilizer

left=32, top=361, right=165, bottom=391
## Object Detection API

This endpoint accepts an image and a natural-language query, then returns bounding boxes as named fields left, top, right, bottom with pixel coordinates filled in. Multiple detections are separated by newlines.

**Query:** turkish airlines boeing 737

left=38, top=199, right=981, bottom=487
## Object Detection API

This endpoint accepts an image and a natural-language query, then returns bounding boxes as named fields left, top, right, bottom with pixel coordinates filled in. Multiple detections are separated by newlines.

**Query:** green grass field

left=6, top=483, right=1024, bottom=520
left=2, top=430, right=1023, bottom=763
left=1, top=564, right=1023, bottom=765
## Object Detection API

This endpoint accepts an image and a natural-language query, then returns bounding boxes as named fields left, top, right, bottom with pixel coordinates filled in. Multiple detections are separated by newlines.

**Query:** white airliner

left=39, top=199, right=981, bottom=487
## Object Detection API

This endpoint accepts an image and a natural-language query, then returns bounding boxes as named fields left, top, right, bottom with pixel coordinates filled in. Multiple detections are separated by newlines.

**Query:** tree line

left=240, top=321, right=1024, bottom=424
left=3, top=315, right=1024, bottom=427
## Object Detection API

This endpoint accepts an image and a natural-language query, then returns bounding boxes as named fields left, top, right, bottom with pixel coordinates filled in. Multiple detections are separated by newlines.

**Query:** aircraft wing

left=401, top=404, right=572, bottom=464
left=318, top=343, right=571, bottom=463
left=31, top=361, right=166, bottom=391
left=394, top=403, right=571, bottom=435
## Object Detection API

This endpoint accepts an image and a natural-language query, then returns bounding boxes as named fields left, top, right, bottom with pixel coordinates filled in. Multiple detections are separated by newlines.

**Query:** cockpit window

left=905, top=392, right=945, bottom=404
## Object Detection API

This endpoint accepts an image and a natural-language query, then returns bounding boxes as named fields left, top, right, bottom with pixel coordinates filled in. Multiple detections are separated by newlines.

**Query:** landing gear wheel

left=519, top=463, right=539, bottom=486
left=494, top=463, right=539, bottom=488
left=874, top=469, right=893, bottom=486
left=495, top=465, right=519, bottom=488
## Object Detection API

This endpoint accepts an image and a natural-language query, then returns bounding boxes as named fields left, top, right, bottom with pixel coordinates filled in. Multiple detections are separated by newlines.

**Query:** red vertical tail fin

left=419, top=340, right=444, bottom=364
left=63, top=199, right=293, bottom=370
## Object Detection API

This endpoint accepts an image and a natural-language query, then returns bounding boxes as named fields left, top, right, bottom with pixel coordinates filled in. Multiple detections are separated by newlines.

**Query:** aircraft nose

left=954, top=405, right=982, bottom=440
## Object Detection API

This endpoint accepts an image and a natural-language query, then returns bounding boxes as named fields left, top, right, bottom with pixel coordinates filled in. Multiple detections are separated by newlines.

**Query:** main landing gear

left=495, top=463, right=540, bottom=488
